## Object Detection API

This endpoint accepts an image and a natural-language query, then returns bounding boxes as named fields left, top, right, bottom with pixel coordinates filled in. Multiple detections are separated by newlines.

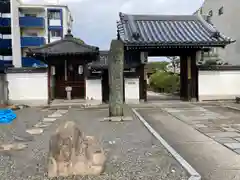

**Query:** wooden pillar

left=139, top=64, right=147, bottom=101
left=102, top=70, right=109, bottom=103
left=187, top=52, right=200, bottom=102
left=143, top=65, right=147, bottom=102
left=108, top=40, right=124, bottom=117
left=187, top=56, right=192, bottom=101
left=180, top=56, right=184, bottom=99
left=192, top=51, right=201, bottom=101
left=47, top=65, right=51, bottom=104
left=180, top=52, right=199, bottom=102
left=180, top=56, right=188, bottom=100
left=139, top=52, right=147, bottom=102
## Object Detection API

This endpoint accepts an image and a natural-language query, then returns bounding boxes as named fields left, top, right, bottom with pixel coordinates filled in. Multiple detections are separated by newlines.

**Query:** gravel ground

left=0, top=107, right=55, bottom=144
left=0, top=107, right=189, bottom=180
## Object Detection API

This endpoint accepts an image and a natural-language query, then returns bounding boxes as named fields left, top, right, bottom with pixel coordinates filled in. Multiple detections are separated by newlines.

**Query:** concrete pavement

left=135, top=103, right=240, bottom=180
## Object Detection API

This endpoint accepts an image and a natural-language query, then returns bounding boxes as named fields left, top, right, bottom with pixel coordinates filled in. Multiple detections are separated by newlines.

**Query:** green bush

left=149, top=71, right=180, bottom=93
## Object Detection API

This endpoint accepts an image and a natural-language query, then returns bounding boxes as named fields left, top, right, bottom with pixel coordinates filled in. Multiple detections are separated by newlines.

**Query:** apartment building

left=0, top=0, right=73, bottom=67
left=196, top=0, right=240, bottom=65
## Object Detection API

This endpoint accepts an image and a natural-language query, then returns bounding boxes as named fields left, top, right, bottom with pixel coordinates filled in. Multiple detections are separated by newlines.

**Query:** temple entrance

left=138, top=50, right=199, bottom=102
left=117, top=12, right=233, bottom=102
left=146, top=57, right=181, bottom=102
left=54, top=60, right=85, bottom=99
left=145, top=54, right=199, bottom=102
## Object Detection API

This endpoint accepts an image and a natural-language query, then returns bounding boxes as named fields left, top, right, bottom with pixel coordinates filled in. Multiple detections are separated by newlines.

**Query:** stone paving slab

left=224, top=143, right=240, bottom=150
left=26, top=128, right=44, bottom=135
left=0, top=143, right=27, bottom=152
left=158, top=103, right=240, bottom=156
left=200, top=106, right=240, bottom=119
left=234, top=138, right=240, bottom=142
left=197, top=127, right=223, bottom=133
left=163, top=106, right=228, bottom=125
left=0, top=107, right=55, bottom=144
left=234, top=149, right=240, bottom=154
left=136, top=107, right=240, bottom=180
left=206, top=132, right=240, bottom=138
left=222, top=127, right=239, bottom=132
left=214, top=137, right=239, bottom=144
left=194, top=124, right=208, bottom=128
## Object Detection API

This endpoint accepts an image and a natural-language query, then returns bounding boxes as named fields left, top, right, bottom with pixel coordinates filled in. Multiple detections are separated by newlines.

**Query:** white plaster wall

left=49, top=19, right=61, bottom=26
left=0, top=56, right=12, bottom=61
left=125, top=78, right=139, bottom=103
left=85, top=79, right=102, bottom=101
left=62, top=7, right=68, bottom=36
left=199, top=70, right=240, bottom=101
left=44, top=7, right=49, bottom=42
left=50, top=37, right=61, bottom=43
left=1, top=34, right=12, bottom=39
left=11, top=0, right=22, bottom=67
left=7, top=72, right=48, bottom=106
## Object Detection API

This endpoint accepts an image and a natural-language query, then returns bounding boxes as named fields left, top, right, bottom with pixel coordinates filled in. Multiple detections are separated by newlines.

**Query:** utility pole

left=108, top=40, right=124, bottom=117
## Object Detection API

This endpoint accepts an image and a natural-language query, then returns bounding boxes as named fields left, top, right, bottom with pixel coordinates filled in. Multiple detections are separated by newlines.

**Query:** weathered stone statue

left=48, top=121, right=106, bottom=178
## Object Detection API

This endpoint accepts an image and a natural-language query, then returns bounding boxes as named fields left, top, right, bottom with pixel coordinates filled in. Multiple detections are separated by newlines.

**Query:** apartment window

left=48, top=11, right=61, bottom=20
left=208, top=10, right=213, bottom=17
left=219, top=7, right=223, bottom=15
left=26, top=32, right=38, bottom=36
left=50, top=30, right=61, bottom=37
left=25, top=14, right=37, bottom=17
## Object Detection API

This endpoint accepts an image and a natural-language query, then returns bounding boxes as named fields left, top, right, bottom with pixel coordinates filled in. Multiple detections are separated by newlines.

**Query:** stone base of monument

left=100, top=116, right=133, bottom=122
left=48, top=121, right=106, bottom=178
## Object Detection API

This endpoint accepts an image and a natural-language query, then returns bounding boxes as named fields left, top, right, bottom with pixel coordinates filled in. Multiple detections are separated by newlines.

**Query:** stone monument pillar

left=108, top=40, right=124, bottom=117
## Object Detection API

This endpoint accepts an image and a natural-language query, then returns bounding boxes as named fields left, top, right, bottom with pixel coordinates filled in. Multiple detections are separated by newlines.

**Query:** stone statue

left=48, top=121, right=106, bottom=178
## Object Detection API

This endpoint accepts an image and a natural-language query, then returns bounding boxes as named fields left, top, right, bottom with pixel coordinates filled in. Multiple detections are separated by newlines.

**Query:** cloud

left=21, top=0, right=204, bottom=50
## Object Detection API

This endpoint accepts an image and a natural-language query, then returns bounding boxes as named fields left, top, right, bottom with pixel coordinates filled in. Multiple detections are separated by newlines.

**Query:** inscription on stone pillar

left=108, top=40, right=124, bottom=117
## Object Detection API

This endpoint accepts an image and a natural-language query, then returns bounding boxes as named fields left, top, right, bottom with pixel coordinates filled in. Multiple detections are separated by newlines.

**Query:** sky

left=21, top=0, right=204, bottom=61
left=21, top=0, right=204, bottom=49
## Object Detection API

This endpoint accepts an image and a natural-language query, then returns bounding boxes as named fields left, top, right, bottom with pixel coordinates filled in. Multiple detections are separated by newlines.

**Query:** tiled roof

left=88, top=51, right=109, bottom=69
left=117, top=13, right=234, bottom=47
left=88, top=51, right=139, bottom=69
left=28, top=30, right=99, bottom=56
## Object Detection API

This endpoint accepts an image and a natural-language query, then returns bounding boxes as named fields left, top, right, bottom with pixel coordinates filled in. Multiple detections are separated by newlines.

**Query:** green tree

left=145, top=61, right=169, bottom=74
left=149, top=71, right=179, bottom=93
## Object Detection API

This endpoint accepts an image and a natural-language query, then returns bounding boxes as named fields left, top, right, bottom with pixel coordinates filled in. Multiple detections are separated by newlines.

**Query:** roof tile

left=117, top=13, right=234, bottom=47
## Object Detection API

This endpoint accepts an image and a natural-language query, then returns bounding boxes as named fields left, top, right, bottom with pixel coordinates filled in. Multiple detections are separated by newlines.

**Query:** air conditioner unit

left=140, top=52, right=148, bottom=64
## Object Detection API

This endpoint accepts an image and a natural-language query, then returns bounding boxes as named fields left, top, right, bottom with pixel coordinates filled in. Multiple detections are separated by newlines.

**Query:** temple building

left=5, top=12, right=234, bottom=106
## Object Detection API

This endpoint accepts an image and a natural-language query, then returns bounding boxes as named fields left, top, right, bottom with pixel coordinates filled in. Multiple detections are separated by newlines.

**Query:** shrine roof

left=27, top=30, right=99, bottom=56
left=117, top=12, right=235, bottom=49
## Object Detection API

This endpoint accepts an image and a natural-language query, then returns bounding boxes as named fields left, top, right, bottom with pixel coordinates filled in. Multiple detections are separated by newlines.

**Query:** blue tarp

left=0, top=109, right=16, bottom=124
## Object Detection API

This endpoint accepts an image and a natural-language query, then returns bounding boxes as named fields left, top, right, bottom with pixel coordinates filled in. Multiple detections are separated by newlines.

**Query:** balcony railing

left=0, top=37, right=45, bottom=48
left=21, top=37, right=45, bottom=47
left=19, top=17, right=45, bottom=28
left=0, top=38, right=11, bottom=49
left=22, top=57, right=46, bottom=67
left=0, top=17, right=11, bottom=27
left=0, top=17, right=45, bottom=28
